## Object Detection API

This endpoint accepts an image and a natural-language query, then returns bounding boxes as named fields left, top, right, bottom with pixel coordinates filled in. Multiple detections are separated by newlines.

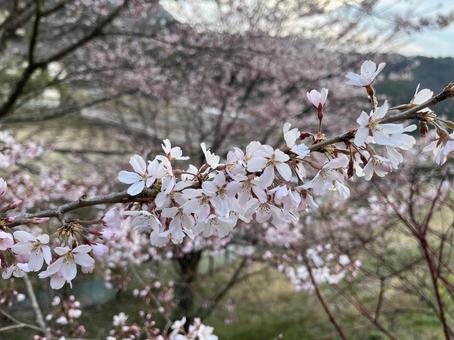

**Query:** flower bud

left=5, top=199, right=23, bottom=211
left=299, top=132, right=311, bottom=140
left=419, top=120, right=429, bottom=136
left=347, top=159, right=354, bottom=178
left=360, top=154, right=368, bottom=166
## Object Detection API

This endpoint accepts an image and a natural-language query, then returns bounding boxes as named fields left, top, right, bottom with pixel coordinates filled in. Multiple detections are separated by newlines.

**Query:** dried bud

left=299, top=132, right=311, bottom=140
left=57, top=222, right=84, bottom=242
left=360, top=154, right=368, bottom=166
left=419, top=120, right=429, bottom=136
left=347, top=159, right=354, bottom=178
left=443, top=82, right=454, bottom=97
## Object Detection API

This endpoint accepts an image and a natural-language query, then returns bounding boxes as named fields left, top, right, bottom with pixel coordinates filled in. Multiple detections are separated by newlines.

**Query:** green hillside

left=377, top=56, right=454, bottom=118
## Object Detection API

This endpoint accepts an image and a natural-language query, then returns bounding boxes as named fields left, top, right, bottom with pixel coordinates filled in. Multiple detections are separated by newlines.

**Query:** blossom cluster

left=107, top=313, right=218, bottom=340
left=115, top=62, right=452, bottom=251
left=40, top=295, right=86, bottom=338
left=279, top=244, right=361, bottom=291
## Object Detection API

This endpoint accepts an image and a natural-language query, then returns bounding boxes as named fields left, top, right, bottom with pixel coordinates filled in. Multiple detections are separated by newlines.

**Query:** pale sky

left=372, top=0, right=454, bottom=57
left=161, top=0, right=454, bottom=57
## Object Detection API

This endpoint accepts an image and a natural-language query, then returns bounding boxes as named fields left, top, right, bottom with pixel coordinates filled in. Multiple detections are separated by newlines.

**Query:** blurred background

left=0, top=0, right=453, bottom=339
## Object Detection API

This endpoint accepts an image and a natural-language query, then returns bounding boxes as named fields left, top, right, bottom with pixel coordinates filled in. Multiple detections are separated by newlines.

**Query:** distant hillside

left=376, top=56, right=454, bottom=118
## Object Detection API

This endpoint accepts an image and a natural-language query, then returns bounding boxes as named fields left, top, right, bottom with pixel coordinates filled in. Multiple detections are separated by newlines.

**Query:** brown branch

left=420, top=237, right=452, bottom=340
left=303, top=255, right=347, bottom=340
left=310, top=83, right=454, bottom=152
left=23, top=274, right=47, bottom=333
left=5, top=189, right=157, bottom=227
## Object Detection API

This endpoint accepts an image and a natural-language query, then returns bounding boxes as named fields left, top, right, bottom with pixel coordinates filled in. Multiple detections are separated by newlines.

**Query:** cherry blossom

left=118, top=155, right=158, bottom=195
left=113, top=312, right=128, bottom=327
left=193, top=214, right=236, bottom=238
left=303, top=155, right=350, bottom=199
left=345, top=60, right=386, bottom=87
left=247, top=143, right=292, bottom=181
left=0, top=231, right=13, bottom=250
left=411, top=84, right=434, bottom=112
left=201, top=143, right=220, bottom=168
left=161, top=205, right=194, bottom=244
left=283, top=123, right=310, bottom=157
left=363, top=155, right=394, bottom=180
left=162, top=139, right=189, bottom=161
left=2, top=263, right=29, bottom=279
left=39, top=245, right=95, bottom=289
left=102, top=208, right=121, bottom=240
left=0, top=178, right=7, bottom=197
left=201, top=173, right=231, bottom=216
left=306, top=88, right=328, bottom=111
left=354, top=101, right=417, bottom=149
left=91, top=243, right=109, bottom=258
left=423, top=132, right=454, bottom=165
left=11, top=231, right=52, bottom=271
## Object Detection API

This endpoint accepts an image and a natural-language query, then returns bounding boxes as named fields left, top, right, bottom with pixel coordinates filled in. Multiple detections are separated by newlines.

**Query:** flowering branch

left=4, top=83, right=452, bottom=228
left=0, top=60, right=453, bottom=293
left=310, top=82, right=454, bottom=152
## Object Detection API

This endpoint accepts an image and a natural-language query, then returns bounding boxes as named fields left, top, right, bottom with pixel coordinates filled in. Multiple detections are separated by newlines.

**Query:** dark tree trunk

left=172, top=250, right=203, bottom=321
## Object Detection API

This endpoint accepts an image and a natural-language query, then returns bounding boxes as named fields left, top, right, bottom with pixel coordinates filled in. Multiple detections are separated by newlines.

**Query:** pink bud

left=8, top=199, right=23, bottom=209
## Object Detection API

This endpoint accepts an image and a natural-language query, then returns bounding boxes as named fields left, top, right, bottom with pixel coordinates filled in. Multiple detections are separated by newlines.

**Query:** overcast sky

left=373, top=0, right=454, bottom=57
left=161, top=0, right=454, bottom=57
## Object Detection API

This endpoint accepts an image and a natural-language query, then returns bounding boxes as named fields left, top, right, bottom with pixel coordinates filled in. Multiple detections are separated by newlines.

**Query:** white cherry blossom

left=162, top=139, right=189, bottom=160
left=247, top=144, right=292, bottom=181
left=346, top=60, right=386, bottom=87
left=118, top=155, right=158, bottom=195
left=161, top=205, right=194, bottom=244
left=0, top=178, right=7, bottom=197
left=303, top=155, right=350, bottom=199
left=193, top=214, right=235, bottom=238
left=283, top=123, right=310, bottom=158
left=182, top=188, right=211, bottom=222
left=411, top=84, right=434, bottom=112
left=12, top=231, right=52, bottom=271
left=226, top=174, right=268, bottom=204
left=2, top=263, right=29, bottom=279
left=354, top=101, right=416, bottom=149
left=423, top=132, right=454, bottom=165
left=201, top=143, right=220, bottom=168
left=39, top=245, right=94, bottom=288
left=201, top=173, right=231, bottom=216
left=363, top=155, right=393, bottom=180
left=306, top=88, right=328, bottom=111
left=0, top=231, right=13, bottom=250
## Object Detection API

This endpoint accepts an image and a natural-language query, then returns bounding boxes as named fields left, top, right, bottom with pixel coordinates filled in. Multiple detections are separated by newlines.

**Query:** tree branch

left=310, top=83, right=454, bottom=152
